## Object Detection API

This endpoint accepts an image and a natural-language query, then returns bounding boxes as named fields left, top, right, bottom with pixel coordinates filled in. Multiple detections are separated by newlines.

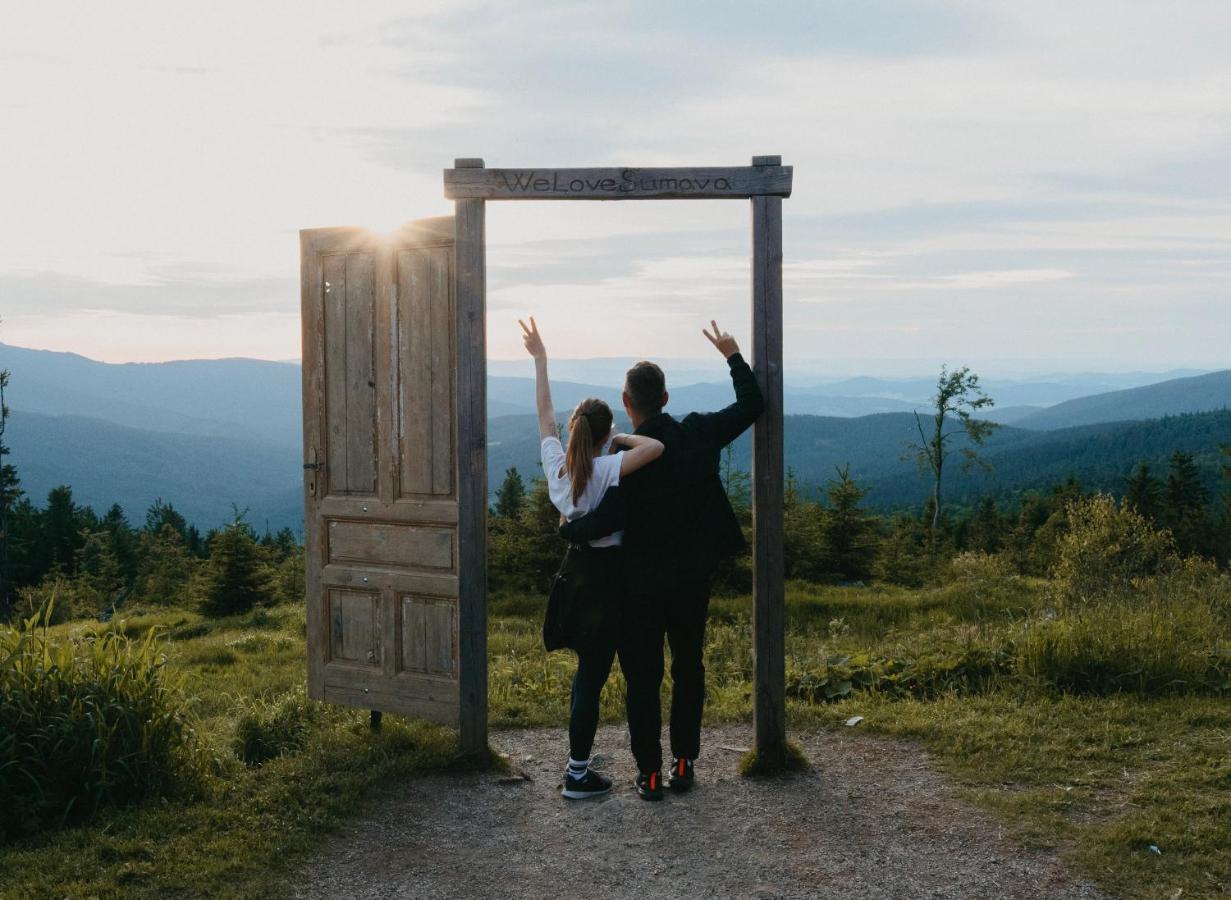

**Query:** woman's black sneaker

left=668, top=757, right=695, bottom=792
left=635, top=770, right=664, bottom=801
left=561, top=768, right=612, bottom=800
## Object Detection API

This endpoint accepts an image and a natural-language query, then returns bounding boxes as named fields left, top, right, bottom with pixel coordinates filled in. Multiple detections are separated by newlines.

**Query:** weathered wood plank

left=322, top=671, right=460, bottom=727
left=429, top=247, right=455, bottom=495
left=316, top=495, right=459, bottom=525
left=300, top=231, right=327, bottom=700
left=327, top=519, right=454, bottom=570
left=401, top=594, right=428, bottom=673
left=453, top=158, right=489, bottom=757
left=751, top=186, right=787, bottom=761
left=322, top=253, right=348, bottom=496
left=322, top=565, right=457, bottom=599
left=424, top=599, right=456, bottom=677
left=398, top=247, right=434, bottom=495
left=376, top=245, right=398, bottom=507
left=344, top=252, right=378, bottom=494
left=444, top=165, right=792, bottom=200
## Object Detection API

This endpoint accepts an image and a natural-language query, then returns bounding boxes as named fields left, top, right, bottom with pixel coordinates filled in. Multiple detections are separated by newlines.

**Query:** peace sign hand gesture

left=519, top=317, right=546, bottom=360
left=702, top=320, right=740, bottom=359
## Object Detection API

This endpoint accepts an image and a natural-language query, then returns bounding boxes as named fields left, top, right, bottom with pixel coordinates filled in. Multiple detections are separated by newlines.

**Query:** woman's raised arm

left=519, top=317, right=557, bottom=440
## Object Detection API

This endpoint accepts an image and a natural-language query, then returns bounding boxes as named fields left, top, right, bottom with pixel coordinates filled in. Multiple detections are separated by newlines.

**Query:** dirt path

left=292, top=725, right=1105, bottom=900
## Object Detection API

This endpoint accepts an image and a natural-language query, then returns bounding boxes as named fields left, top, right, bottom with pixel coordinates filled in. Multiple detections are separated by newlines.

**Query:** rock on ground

left=292, top=725, right=1105, bottom=900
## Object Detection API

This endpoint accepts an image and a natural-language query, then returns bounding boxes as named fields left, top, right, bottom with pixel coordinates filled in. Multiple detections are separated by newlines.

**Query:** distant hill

left=980, top=405, right=1045, bottom=425
left=0, top=342, right=301, bottom=448
left=1014, top=370, right=1231, bottom=430
left=6, top=410, right=301, bottom=535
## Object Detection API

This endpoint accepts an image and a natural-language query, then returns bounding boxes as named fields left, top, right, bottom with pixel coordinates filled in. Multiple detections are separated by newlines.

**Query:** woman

left=519, top=317, right=664, bottom=800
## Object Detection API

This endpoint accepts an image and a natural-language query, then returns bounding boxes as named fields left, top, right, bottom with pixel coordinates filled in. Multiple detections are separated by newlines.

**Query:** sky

left=1, top=0, right=1229, bottom=375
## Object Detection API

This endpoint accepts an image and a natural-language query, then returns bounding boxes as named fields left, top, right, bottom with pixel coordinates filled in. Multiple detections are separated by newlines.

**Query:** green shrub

left=1023, top=509, right=1230, bottom=696
left=939, top=551, right=1035, bottom=620
left=1051, top=494, right=1176, bottom=608
left=13, top=575, right=94, bottom=625
left=232, top=689, right=317, bottom=766
left=0, top=606, right=205, bottom=837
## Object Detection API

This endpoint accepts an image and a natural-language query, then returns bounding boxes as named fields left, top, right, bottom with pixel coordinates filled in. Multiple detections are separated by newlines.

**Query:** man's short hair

left=624, top=361, right=666, bottom=416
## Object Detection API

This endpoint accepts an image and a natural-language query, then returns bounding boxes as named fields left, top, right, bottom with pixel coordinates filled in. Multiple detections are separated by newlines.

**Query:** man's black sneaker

left=668, top=757, right=695, bottom=792
left=635, top=770, right=664, bottom=801
left=561, top=768, right=612, bottom=800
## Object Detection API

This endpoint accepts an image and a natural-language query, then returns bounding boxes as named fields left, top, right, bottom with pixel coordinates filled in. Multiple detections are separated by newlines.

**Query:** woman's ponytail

left=565, top=398, right=614, bottom=504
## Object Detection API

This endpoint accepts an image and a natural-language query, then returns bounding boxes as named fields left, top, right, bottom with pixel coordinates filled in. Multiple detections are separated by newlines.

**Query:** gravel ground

left=292, top=725, right=1106, bottom=900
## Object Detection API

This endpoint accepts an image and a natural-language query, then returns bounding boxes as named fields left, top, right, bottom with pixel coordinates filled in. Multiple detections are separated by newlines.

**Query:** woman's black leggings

left=568, top=640, right=616, bottom=760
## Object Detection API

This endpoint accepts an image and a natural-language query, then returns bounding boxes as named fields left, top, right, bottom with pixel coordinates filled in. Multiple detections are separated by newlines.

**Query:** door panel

left=322, top=251, right=379, bottom=496
left=301, top=217, right=460, bottom=725
left=395, top=244, right=455, bottom=499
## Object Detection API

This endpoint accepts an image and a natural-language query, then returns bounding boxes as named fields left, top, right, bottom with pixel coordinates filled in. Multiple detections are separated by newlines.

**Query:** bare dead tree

left=905, top=365, right=998, bottom=551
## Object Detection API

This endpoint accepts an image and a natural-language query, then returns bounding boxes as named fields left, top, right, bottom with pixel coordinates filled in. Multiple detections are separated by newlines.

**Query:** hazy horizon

left=1, top=337, right=1217, bottom=385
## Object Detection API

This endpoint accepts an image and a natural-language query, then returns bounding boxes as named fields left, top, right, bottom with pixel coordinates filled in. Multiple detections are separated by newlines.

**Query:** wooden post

left=750, top=155, right=786, bottom=763
left=454, top=158, right=489, bottom=758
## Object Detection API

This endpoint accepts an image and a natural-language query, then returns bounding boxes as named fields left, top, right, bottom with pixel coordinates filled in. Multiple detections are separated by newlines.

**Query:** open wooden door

left=299, top=216, right=460, bottom=725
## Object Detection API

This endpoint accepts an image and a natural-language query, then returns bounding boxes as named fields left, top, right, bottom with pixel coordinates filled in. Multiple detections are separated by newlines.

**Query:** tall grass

left=232, top=688, right=317, bottom=766
left=0, top=605, right=208, bottom=837
left=1021, top=558, right=1231, bottom=696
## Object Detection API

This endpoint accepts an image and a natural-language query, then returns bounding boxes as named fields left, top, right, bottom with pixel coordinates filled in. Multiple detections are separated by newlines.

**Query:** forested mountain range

left=489, top=409, right=1231, bottom=513
left=3, top=340, right=1227, bottom=532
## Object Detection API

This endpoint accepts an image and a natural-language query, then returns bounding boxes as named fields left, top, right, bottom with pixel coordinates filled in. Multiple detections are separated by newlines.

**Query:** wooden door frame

left=444, top=157, right=792, bottom=762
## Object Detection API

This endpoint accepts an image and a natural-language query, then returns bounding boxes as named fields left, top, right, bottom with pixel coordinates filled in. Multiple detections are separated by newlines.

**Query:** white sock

left=566, top=757, right=590, bottom=779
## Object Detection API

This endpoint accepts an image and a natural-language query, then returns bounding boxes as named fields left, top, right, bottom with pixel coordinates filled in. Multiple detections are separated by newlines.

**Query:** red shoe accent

left=678, top=758, right=687, bottom=777
left=650, top=772, right=658, bottom=791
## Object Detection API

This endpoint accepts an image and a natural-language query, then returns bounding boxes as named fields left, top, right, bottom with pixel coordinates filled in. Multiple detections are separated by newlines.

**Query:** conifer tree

left=819, top=465, right=878, bottom=580
left=1124, top=461, right=1163, bottom=524
left=1163, top=451, right=1213, bottom=557
left=76, top=528, right=126, bottom=613
left=145, top=498, right=188, bottom=541
left=200, top=513, right=270, bottom=616
left=964, top=496, right=1005, bottom=554
left=43, top=486, right=85, bottom=575
left=134, top=523, right=197, bottom=606
left=493, top=467, right=527, bottom=520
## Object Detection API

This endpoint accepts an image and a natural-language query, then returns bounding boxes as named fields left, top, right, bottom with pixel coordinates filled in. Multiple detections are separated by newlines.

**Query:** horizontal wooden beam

left=443, top=165, right=792, bottom=201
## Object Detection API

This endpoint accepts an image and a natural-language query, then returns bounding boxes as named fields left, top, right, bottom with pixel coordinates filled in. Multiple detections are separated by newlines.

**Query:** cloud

left=2, top=1, right=1230, bottom=371
left=0, top=269, right=297, bottom=318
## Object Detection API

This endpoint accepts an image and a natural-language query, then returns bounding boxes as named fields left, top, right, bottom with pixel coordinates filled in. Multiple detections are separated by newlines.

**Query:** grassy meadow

left=2, top=559, right=1228, bottom=899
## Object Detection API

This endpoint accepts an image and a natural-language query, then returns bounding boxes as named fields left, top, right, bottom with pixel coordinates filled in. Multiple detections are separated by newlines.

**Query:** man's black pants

left=618, top=578, right=711, bottom=773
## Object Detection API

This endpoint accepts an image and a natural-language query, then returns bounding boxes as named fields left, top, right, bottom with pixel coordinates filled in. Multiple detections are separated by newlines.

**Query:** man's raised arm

left=695, top=320, right=765, bottom=448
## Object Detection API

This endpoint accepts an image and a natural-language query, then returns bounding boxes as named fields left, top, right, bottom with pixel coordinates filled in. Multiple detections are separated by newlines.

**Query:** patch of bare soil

left=292, top=725, right=1106, bottom=900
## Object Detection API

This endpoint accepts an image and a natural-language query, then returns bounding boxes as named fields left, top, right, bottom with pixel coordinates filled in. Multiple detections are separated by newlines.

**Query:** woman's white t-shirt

left=540, top=436, right=624, bottom=548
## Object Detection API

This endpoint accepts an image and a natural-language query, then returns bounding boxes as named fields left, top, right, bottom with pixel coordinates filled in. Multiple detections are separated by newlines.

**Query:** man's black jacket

left=558, top=353, right=764, bottom=597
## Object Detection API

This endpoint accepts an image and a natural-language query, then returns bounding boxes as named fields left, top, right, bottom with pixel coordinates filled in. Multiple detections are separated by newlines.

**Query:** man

left=560, top=320, right=764, bottom=801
